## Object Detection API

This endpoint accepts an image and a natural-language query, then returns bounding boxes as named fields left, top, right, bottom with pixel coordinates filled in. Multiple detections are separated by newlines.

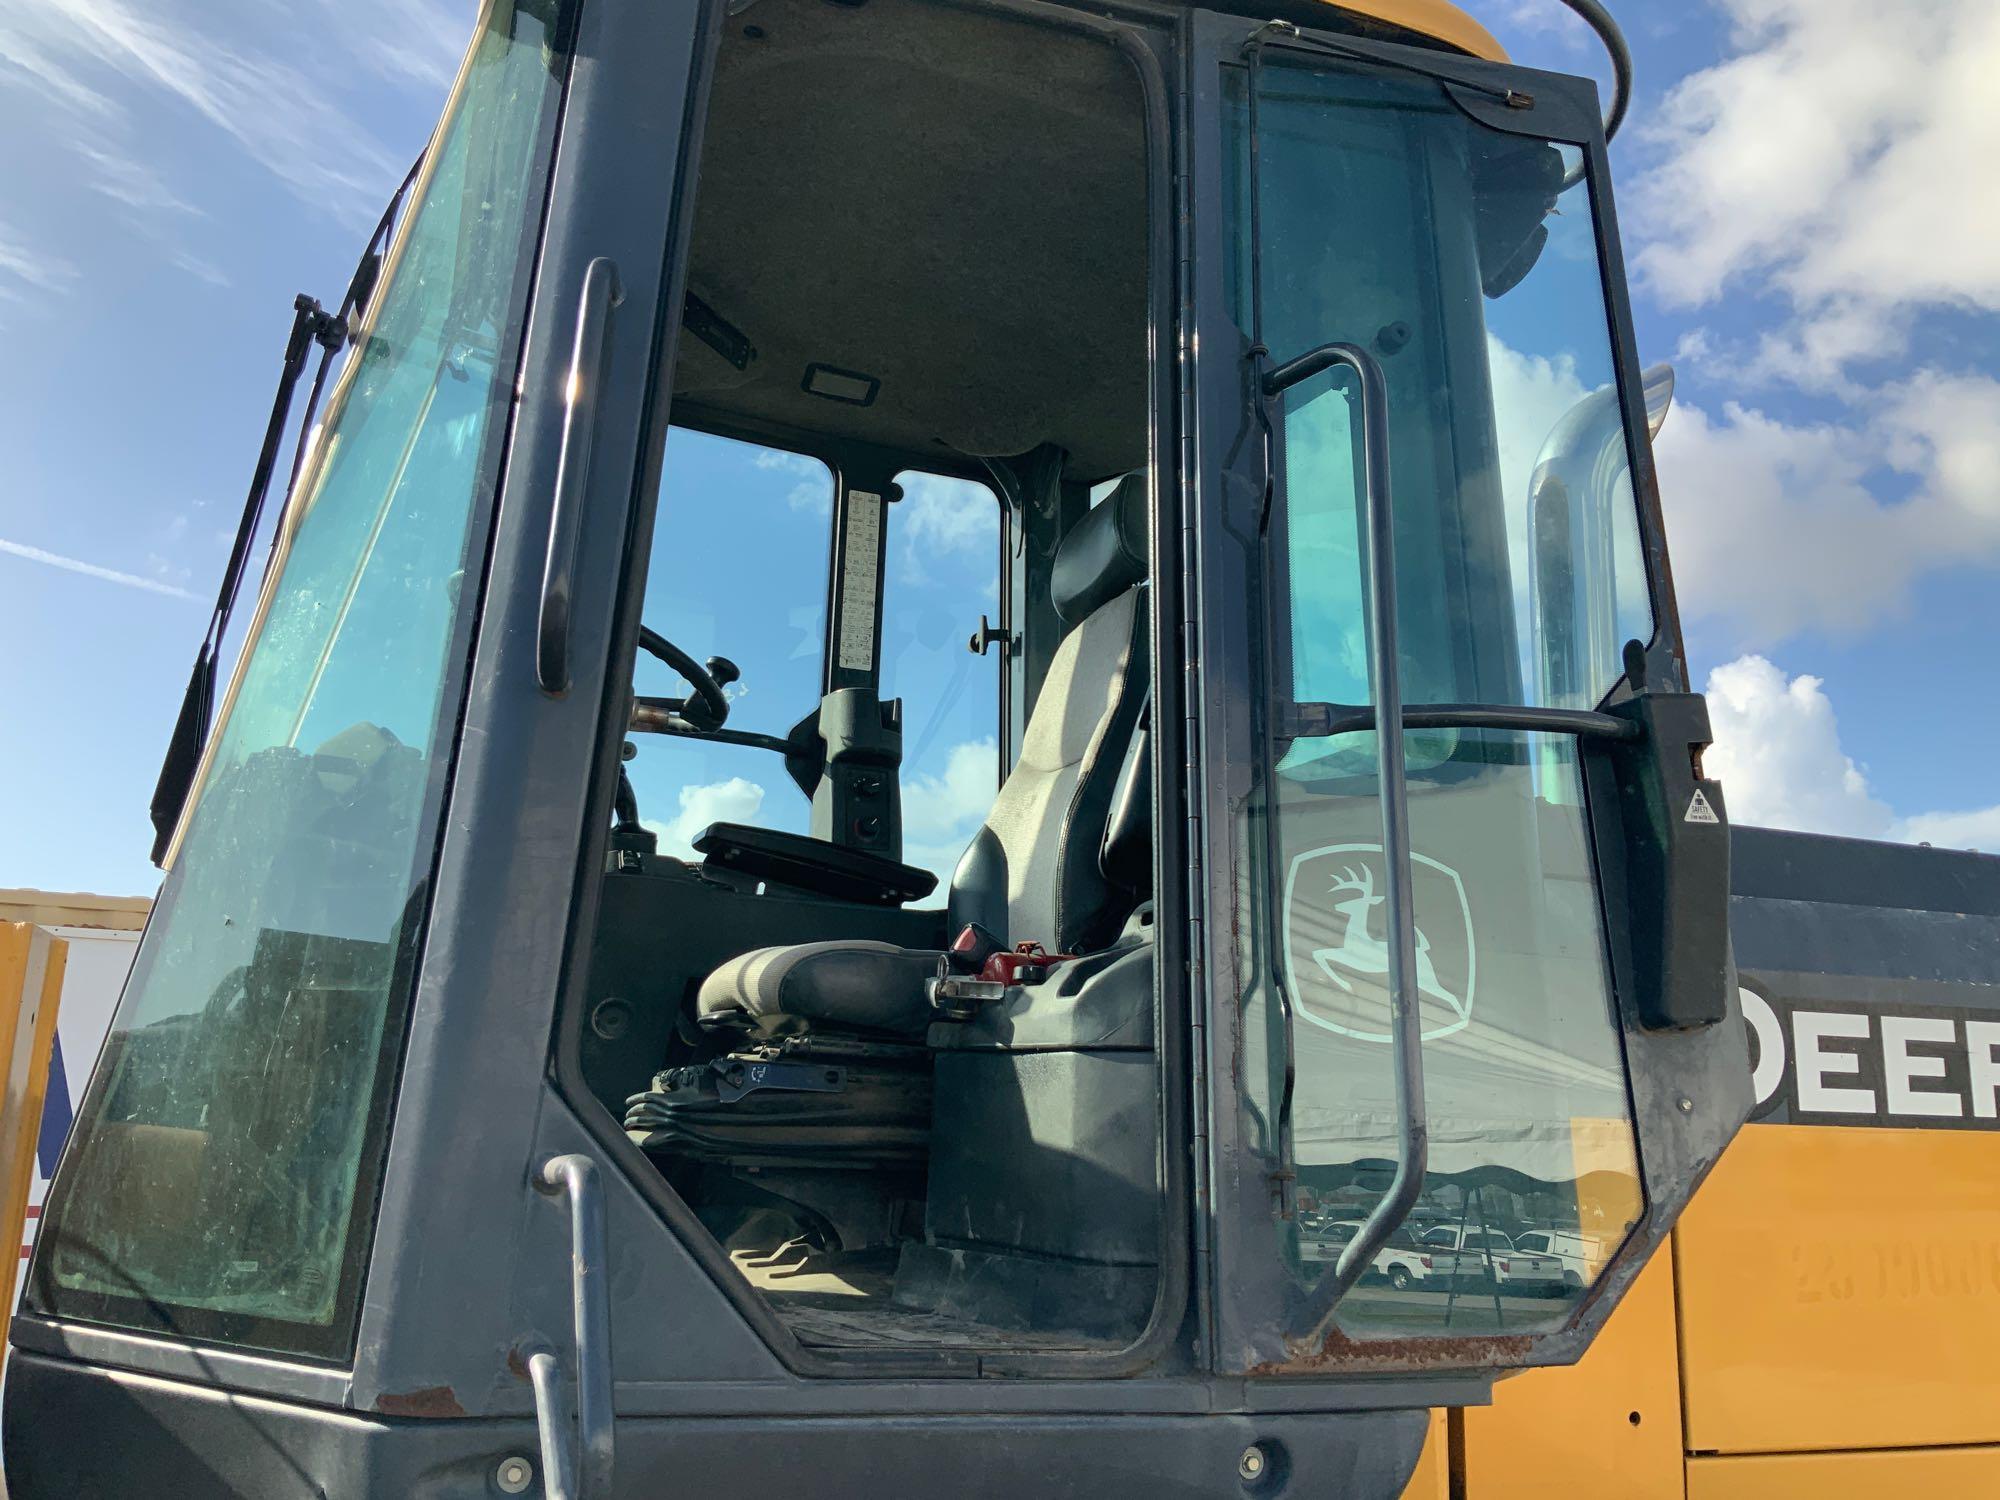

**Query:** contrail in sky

left=0, top=537, right=200, bottom=602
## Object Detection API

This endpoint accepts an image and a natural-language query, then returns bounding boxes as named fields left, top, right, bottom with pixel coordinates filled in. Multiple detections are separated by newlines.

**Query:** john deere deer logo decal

left=1283, top=844, right=1476, bottom=1043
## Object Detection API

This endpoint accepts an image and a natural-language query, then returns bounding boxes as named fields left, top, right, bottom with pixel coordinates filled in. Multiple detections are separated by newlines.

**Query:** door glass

left=32, top=1, right=572, bottom=1359
left=882, top=471, right=1000, bottom=896
left=624, top=429, right=832, bottom=857
left=1228, top=60, right=1646, bottom=1338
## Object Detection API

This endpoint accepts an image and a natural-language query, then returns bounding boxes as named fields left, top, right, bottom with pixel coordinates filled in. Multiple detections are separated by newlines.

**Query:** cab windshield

left=31, top=2, right=572, bottom=1358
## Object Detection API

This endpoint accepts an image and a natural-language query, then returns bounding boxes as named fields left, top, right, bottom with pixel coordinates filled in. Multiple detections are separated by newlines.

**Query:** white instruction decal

left=836, top=490, right=883, bottom=672
left=1685, top=788, right=1720, bottom=824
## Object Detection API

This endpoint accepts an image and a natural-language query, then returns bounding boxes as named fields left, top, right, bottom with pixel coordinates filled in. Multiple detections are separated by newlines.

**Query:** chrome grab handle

left=537, top=258, right=620, bottom=696
left=525, top=1350, right=577, bottom=1500
left=529, top=1154, right=614, bottom=1500
left=1262, top=342, right=1431, bottom=1336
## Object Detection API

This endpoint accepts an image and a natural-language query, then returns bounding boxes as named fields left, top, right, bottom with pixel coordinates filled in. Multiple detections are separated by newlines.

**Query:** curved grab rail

left=530, top=1154, right=614, bottom=1500
left=1261, top=344, right=1432, bottom=1337
left=1556, top=0, right=1632, bottom=143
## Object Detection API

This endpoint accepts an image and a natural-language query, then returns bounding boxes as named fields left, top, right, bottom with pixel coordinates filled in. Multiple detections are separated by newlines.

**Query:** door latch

left=968, top=614, right=1014, bottom=657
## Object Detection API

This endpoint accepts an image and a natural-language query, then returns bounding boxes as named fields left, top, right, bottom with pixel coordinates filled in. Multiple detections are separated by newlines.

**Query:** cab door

left=1182, top=9, right=1751, bottom=1374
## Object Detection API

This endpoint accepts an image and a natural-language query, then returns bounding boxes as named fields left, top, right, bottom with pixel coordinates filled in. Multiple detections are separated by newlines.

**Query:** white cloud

left=1652, top=399, right=1913, bottom=640
left=753, top=449, right=832, bottom=515
left=902, top=738, right=998, bottom=888
left=1897, top=806, right=2000, bottom=853
left=644, top=776, right=766, bottom=862
left=897, top=474, right=996, bottom=556
left=1487, top=0, right=1595, bottom=46
left=0, top=536, right=200, bottom=601
left=1672, top=299, right=1894, bottom=399
left=893, top=473, right=998, bottom=590
left=317, top=0, right=467, bottom=92
left=0, top=0, right=464, bottom=231
left=4, top=1, right=399, bottom=212
left=1704, top=654, right=1999, bottom=850
left=0, top=224, right=78, bottom=296
left=74, top=142, right=198, bottom=214
left=1633, top=0, right=2000, bottom=387
left=1704, top=655, right=1890, bottom=838
left=0, top=17, right=120, bottom=116
left=170, top=249, right=230, bottom=288
left=1878, top=371, right=2000, bottom=531
left=1649, top=383, right=2000, bottom=644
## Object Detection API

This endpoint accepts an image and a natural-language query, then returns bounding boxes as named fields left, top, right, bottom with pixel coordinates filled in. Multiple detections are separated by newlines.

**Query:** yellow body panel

left=1461, top=1243, right=1684, bottom=1499
left=1685, top=1445, right=2000, bottom=1499
left=1677, top=1123, right=2000, bottom=1455
left=1314, top=0, right=1507, bottom=61
left=0, top=923, right=67, bottom=1335
left=1395, top=1250, right=1683, bottom=1500
left=1397, top=1409, right=1450, bottom=1500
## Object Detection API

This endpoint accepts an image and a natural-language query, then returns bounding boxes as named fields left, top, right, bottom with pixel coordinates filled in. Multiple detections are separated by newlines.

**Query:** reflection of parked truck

left=1508, top=1229, right=1606, bottom=1289
left=1416, top=1226, right=1564, bottom=1295
left=1304, top=1221, right=1435, bottom=1291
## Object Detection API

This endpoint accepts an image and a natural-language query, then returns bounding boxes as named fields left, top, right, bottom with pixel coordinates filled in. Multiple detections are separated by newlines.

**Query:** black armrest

left=692, top=822, right=938, bottom=907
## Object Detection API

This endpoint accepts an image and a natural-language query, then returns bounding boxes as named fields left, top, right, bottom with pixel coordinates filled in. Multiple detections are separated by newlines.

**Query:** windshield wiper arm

left=1242, top=20, right=1535, bottom=113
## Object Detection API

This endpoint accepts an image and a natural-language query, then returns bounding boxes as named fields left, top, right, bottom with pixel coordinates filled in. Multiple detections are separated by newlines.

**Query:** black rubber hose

left=1557, top=0, right=1633, bottom=141
left=613, top=768, right=643, bottom=832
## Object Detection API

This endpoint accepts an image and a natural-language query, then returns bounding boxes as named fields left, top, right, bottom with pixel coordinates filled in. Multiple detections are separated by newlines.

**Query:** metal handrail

left=537, top=259, right=621, bottom=696
left=1286, top=700, right=1640, bottom=742
left=531, top=1154, right=614, bottom=1500
left=1262, top=342, right=1432, bottom=1338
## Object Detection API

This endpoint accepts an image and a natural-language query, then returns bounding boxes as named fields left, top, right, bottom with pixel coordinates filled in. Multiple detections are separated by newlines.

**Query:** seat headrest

left=1052, top=473, right=1148, bottom=624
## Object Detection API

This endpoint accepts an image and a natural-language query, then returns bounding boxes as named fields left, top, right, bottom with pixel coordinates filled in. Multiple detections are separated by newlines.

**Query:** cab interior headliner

left=671, top=0, right=1149, bottom=480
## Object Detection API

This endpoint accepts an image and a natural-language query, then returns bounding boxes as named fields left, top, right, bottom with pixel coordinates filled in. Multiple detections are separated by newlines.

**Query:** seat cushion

left=697, top=941, right=942, bottom=1037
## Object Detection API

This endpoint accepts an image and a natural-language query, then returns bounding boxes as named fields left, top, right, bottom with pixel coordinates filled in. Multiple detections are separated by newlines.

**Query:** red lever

left=977, top=942, right=1076, bottom=986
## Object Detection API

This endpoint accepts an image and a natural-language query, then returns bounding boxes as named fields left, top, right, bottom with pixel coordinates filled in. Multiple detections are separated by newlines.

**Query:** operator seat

left=697, top=473, right=1151, bottom=1037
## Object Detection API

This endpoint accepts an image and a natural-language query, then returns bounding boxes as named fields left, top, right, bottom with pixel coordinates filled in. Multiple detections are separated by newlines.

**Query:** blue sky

left=1, top=0, right=1996, bottom=899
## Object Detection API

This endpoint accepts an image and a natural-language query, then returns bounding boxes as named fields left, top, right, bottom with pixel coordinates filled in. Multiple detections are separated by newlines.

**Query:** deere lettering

left=1741, top=987, right=2000, bottom=1130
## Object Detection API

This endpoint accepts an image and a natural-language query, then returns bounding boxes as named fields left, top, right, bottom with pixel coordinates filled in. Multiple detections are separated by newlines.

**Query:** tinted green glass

left=1226, top=61, right=1646, bottom=1338
left=34, top=3, right=571, bottom=1358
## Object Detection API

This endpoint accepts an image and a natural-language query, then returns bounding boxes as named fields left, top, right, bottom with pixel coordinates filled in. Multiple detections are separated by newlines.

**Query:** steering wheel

left=636, top=625, right=734, bottom=731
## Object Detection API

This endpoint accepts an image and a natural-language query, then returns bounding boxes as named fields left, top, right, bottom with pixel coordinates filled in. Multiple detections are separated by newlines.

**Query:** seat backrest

left=947, top=475, right=1149, bottom=953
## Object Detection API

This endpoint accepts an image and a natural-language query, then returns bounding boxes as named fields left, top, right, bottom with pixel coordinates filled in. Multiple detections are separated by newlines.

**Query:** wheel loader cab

left=11, top=0, right=1754, bottom=1494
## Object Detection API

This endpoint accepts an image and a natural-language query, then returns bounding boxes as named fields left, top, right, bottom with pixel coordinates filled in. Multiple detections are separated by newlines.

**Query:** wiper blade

left=148, top=152, right=426, bottom=866
left=1241, top=20, right=1535, bottom=114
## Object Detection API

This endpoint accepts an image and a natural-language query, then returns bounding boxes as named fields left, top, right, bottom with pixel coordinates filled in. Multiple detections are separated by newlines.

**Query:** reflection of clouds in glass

left=901, top=737, right=998, bottom=893
left=893, top=473, right=995, bottom=587
left=785, top=603, right=823, bottom=661
left=644, top=775, right=766, bottom=861
left=1284, top=380, right=1367, bottom=706
left=1486, top=333, right=1590, bottom=606
left=1485, top=334, right=1652, bottom=706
